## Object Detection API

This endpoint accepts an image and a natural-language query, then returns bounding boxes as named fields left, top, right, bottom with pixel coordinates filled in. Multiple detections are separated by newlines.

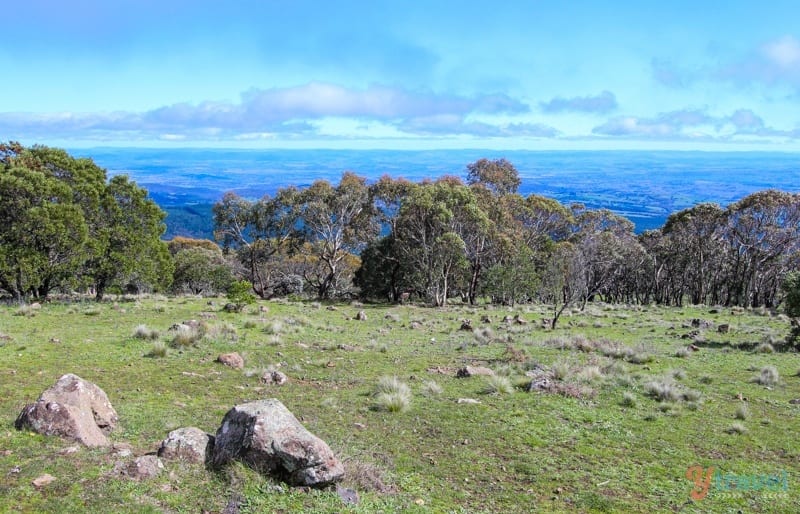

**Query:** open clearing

left=1, top=297, right=798, bottom=513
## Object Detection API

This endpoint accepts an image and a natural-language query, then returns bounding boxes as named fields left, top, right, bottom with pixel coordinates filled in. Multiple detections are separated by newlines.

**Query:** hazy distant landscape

left=79, top=148, right=800, bottom=239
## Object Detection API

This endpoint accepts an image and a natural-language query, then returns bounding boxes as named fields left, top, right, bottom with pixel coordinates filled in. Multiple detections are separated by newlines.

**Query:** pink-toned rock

left=14, top=374, right=117, bottom=447
left=217, top=352, right=244, bottom=369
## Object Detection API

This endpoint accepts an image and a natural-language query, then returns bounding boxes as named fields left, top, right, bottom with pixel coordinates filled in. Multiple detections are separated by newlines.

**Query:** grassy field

left=0, top=296, right=798, bottom=513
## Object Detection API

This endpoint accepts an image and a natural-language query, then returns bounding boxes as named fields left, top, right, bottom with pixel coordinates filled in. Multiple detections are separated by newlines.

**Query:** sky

left=2, top=0, right=800, bottom=150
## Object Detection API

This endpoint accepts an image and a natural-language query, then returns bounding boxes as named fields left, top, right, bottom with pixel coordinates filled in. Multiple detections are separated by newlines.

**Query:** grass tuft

left=754, top=365, right=780, bottom=386
left=373, top=376, right=412, bottom=412
left=133, top=324, right=160, bottom=340
left=483, top=375, right=514, bottom=395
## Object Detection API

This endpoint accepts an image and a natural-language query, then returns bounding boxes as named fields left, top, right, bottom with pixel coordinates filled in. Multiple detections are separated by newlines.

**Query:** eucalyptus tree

left=297, top=172, right=378, bottom=299
left=213, top=187, right=301, bottom=298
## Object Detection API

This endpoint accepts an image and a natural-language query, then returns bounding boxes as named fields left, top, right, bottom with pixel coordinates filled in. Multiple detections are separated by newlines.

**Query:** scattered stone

left=32, top=474, right=55, bottom=489
left=457, top=398, right=481, bottom=404
left=260, top=370, right=288, bottom=386
left=49, top=338, right=61, bottom=344
left=717, top=324, right=730, bottom=334
left=158, top=427, right=214, bottom=464
left=217, top=353, right=244, bottom=370
left=688, top=344, right=700, bottom=352
left=337, top=344, right=356, bottom=351
left=540, top=319, right=553, bottom=329
left=30, top=302, right=42, bottom=311
left=118, top=455, right=164, bottom=480
left=223, top=303, right=239, bottom=313
left=502, top=315, right=514, bottom=323
left=353, top=422, right=366, bottom=430
left=211, top=399, right=344, bottom=487
left=58, top=445, right=80, bottom=455
left=789, top=399, right=800, bottom=405
left=325, top=361, right=336, bottom=368
left=426, top=366, right=455, bottom=375
left=14, top=373, right=118, bottom=447
left=690, top=318, right=713, bottom=329
left=326, top=305, right=338, bottom=311
left=459, top=319, right=473, bottom=331
left=480, top=315, right=492, bottom=324
left=682, top=330, right=700, bottom=340
left=337, top=485, right=359, bottom=505
left=355, top=310, right=367, bottom=321
left=409, top=321, right=422, bottom=330
left=259, top=305, right=269, bottom=313
left=112, top=442, right=134, bottom=457
left=527, top=376, right=552, bottom=392
left=513, top=314, right=527, bottom=325
left=456, top=366, right=495, bottom=378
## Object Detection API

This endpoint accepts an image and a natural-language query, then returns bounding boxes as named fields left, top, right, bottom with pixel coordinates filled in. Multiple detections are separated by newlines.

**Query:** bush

left=226, top=280, right=256, bottom=311
left=644, top=380, right=680, bottom=402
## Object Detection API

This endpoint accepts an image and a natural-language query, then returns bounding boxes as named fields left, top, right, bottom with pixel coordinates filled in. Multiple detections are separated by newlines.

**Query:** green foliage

left=227, top=280, right=256, bottom=310
left=781, top=271, right=800, bottom=317
left=0, top=142, right=172, bottom=300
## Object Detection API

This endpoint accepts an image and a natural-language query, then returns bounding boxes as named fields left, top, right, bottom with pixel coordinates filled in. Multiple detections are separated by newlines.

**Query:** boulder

left=459, top=319, right=473, bottom=331
left=158, top=427, right=214, bottom=463
left=217, top=352, right=244, bottom=369
left=211, top=399, right=344, bottom=487
left=355, top=310, right=367, bottom=321
left=717, top=324, right=730, bottom=334
left=456, top=366, right=495, bottom=378
left=14, top=373, right=117, bottom=447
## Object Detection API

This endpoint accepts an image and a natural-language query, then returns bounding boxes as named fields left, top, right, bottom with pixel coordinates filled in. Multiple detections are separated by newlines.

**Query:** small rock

left=355, top=310, right=367, bottom=321
left=58, top=445, right=80, bottom=455
left=717, top=324, right=730, bottom=334
left=260, top=370, right=288, bottom=386
left=337, top=344, right=356, bottom=351
left=456, top=366, right=494, bottom=378
left=32, top=474, right=55, bottom=489
left=480, top=315, right=491, bottom=324
left=217, top=353, right=244, bottom=370
left=326, top=305, right=338, bottom=311
left=459, top=319, right=473, bottom=331
left=29, top=302, right=42, bottom=311
left=353, top=422, right=366, bottom=430
left=158, top=427, right=213, bottom=464
left=414, top=498, right=426, bottom=506
left=457, top=398, right=481, bottom=404
left=409, top=321, right=422, bottom=329
left=337, top=485, right=359, bottom=505
left=223, top=303, right=239, bottom=313
left=513, top=314, right=527, bottom=325
left=119, top=455, right=164, bottom=480
left=789, top=399, right=800, bottom=405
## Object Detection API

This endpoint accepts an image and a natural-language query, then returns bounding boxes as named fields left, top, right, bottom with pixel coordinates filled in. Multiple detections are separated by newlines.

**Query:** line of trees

left=0, top=142, right=172, bottom=300
left=210, top=158, right=800, bottom=326
left=3, top=144, right=798, bottom=322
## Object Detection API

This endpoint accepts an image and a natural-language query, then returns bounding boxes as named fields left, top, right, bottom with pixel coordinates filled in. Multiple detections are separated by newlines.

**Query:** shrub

left=226, top=280, right=256, bottom=312
left=674, top=347, right=691, bottom=358
left=754, top=342, right=775, bottom=354
left=576, top=365, right=603, bottom=383
left=550, top=361, right=571, bottom=381
left=682, top=389, right=702, bottom=402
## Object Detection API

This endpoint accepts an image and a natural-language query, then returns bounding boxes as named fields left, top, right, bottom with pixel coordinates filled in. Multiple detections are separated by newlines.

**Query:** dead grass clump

left=754, top=366, right=779, bottom=386
left=373, top=376, right=412, bottom=413
left=644, top=380, right=681, bottom=402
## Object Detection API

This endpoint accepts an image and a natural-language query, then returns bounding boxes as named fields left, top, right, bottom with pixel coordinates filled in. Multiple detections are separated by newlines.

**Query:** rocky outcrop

left=158, top=427, right=214, bottom=464
left=14, top=374, right=117, bottom=447
left=211, top=399, right=343, bottom=487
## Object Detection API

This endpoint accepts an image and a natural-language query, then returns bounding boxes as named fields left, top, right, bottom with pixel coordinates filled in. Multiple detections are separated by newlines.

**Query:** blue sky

left=2, top=0, right=800, bottom=150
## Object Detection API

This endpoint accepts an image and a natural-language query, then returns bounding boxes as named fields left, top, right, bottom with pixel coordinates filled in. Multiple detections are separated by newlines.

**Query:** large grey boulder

left=211, top=399, right=344, bottom=487
left=158, top=427, right=214, bottom=464
left=14, top=373, right=117, bottom=447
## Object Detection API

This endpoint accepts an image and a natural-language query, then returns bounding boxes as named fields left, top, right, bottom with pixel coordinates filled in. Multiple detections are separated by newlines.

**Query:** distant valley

left=78, top=148, right=800, bottom=240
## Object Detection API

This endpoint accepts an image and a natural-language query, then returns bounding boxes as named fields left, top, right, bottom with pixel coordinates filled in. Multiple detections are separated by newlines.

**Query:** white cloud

left=762, top=35, right=800, bottom=69
left=540, top=91, right=617, bottom=114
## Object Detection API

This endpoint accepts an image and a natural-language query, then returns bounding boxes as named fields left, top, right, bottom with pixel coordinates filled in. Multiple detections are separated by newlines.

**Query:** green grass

left=0, top=298, right=798, bottom=512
